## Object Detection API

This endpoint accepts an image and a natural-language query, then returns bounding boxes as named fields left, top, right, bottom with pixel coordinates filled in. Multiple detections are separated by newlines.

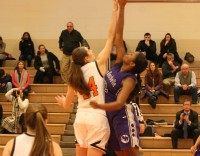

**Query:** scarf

left=14, top=69, right=28, bottom=88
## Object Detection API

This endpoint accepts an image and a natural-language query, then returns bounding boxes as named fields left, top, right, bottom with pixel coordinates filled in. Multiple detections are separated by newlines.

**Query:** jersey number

left=83, top=76, right=98, bottom=99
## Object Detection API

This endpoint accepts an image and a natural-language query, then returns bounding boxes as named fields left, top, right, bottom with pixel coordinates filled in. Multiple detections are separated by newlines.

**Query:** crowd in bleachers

left=0, top=4, right=200, bottom=155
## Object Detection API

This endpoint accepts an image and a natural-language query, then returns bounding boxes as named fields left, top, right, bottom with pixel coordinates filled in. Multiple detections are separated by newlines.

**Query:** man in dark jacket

left=59, top=22, right=89, bottom=83
left=171, top=99, right=199, bottom=149
left=136, top=32, right=158, bottom=63
left=162, top=53, right=180, bottom=93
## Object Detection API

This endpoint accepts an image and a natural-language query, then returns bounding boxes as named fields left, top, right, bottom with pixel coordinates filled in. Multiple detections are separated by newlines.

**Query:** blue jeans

left=146, top=90, right=160, bottom=98
left=19, top=54, right=33, bottom=67
left=174, top=86, right=197, bottom=104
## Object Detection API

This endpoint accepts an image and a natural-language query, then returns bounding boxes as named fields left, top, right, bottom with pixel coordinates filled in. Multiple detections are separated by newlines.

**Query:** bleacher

left=0, top=62, right=77, bottom=156
left=0, top=60, right=199, bottom=156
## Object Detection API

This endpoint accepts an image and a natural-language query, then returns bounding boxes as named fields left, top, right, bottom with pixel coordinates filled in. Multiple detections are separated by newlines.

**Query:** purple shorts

left=106, top=104, right=140, bottom=151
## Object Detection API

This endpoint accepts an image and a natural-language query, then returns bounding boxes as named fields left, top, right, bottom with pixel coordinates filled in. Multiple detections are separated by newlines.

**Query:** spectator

left=11, top=61, right=31, bottom=97
left=162, top=53, right=180, bottom=93
left=2, top=103, right=62, bottom=156
left=171, top=99, right=199, bottom=149
left=136, top=32, right=158, bottom=63
left=0, top=69, right=12, bottom=93
left=0, top=36, right=8, bottom=66
left=1, top=88, right=29, bottom=134
left=157, top=33, right=182, bottom=67
left=34, top=44, right=60, bottom=84
left=140, top=62, right=169, bottom=108
left=174, top=63, right=197, bottom=104
left=59, top=22, right=89, bottom=83
left=19, top=32, right=35, bottom=67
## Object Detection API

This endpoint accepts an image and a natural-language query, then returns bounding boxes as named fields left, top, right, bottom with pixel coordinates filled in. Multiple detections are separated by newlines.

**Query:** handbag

left=184, top=52, right=194, bottom=63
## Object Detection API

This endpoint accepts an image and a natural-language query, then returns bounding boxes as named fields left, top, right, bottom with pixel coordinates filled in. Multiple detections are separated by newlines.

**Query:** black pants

left=171, top=128, right=199, bottom=149
left=34, top=68, right=54, bottom=84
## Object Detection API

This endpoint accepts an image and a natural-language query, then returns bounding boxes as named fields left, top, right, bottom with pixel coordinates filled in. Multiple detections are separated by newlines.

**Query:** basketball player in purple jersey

left=90, top=0, right=148, bottom=155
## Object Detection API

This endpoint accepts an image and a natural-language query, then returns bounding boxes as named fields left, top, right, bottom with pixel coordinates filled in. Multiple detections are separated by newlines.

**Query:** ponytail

left=68, top=47, right=90, bottom=96
left=25, top=104, right=54, bottom=156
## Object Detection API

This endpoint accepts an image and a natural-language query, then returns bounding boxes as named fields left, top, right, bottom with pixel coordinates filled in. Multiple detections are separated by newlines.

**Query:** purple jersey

left=104, top=63, right=140, bottom=151
left=105, top=63, right=137, bottom=103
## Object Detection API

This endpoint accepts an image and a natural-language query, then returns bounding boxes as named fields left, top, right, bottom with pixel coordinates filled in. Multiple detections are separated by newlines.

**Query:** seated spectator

left=136, top=32, right=158, bottom=63
left=0, top=69, right=12, bottom=93
left=12, top=61, right=31, bottom=96
left=140, top=62, right=169, bottom=108
left=34, top=44, right=60, bottom=84
left=1, top=88, right=29, bottom=134
left=174, top=63, right=197, bottom=104
left=191, top=135, right=200, bottom=156
left=171, top=99, right=199, bottom=149
left=157, top=33, right=182, bottom=67
left=19, top=32, right=35, bottom=67
left=2, top=103, right=62, bottom=156
left=0, top=36, right=7, bottom=66
left=162, top=53, right=180, bottom=93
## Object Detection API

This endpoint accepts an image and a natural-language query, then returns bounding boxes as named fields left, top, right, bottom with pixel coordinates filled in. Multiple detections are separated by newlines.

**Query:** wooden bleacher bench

left=139, top=149, right=192, bottom=156
left=143, top=114, right=200, bottom=125
left=140, top=137, right=193, bottom=149
left=141, top=67, right=200, bottom=77
left=140, top=94, right=193, bottom=104
left=3, top=112, right=70, bottom=124
left=140, top=104, right=200, bottom=114
left=47, top=124, right=66, bottom=135
left=0, top=67, right=63, bottom=84
left=0, top=93, right=78, bottom=103
left=0, top=102, right=74, bottom=113
left=30, top=84, right=67, bottom=93
left=0, top=134, right=61, bottom=145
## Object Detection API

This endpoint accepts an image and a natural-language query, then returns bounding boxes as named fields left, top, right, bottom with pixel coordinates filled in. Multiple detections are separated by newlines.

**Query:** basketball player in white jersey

left=55, top=1, right=128, bottom=156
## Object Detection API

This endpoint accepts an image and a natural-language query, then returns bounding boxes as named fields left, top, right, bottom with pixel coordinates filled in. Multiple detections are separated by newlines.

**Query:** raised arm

left=115, top=0, right=127, bottom=64
left=96, top=0, right=118, bottom=76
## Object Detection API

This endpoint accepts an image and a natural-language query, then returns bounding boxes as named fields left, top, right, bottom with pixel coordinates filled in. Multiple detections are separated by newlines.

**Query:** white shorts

left=74, top=111, right=110, bottom=150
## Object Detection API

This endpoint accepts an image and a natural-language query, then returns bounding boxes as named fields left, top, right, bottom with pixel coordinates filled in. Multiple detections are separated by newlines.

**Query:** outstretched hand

left=55, top=95, right=66, bottom=108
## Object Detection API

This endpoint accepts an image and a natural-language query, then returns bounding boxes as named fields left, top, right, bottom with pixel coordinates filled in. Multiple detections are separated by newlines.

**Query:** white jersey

left=77, top=61, right=106, bottom=116
left=11, top=133, right=35, bottom=156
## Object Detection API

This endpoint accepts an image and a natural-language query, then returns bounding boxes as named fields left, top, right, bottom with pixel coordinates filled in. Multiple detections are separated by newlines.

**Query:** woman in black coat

left=34, top=44, right=60, bottom=84
left=19, top=32, right=35, bottom=67
left=157, top=33, right=182, bottom=67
